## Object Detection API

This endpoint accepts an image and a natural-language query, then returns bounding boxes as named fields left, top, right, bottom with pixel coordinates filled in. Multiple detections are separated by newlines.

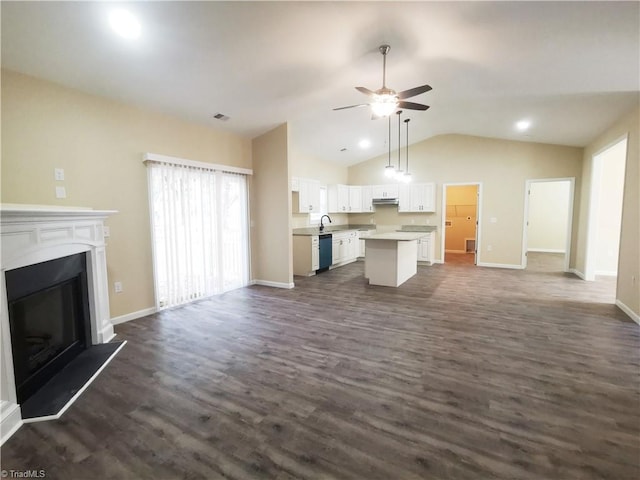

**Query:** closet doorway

left=442, top=183, right=481, bottom=265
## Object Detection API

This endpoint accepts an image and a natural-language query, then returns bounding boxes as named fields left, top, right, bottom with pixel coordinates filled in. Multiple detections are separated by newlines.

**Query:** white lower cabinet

left=331, top=230, right=359, bottom=266
left=417, top=232, right=435, bottom=264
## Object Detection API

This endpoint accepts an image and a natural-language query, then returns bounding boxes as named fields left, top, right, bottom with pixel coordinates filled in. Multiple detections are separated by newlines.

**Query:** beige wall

left=1, top=70, right=252, bottom=317
left=349, top=134, right=583, bottom=266
left=577, top=106, right=639, bottom=318
left=251, top=123, right=293, bottom=286
left=527, top=181, right=571, bottom=252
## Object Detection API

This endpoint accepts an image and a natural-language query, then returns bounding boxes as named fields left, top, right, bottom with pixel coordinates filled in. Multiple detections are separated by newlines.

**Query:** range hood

left=372, top=197, right=399, bottom=205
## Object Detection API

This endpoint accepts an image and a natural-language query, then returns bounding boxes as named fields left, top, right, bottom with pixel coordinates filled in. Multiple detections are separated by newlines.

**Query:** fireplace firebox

left=6, top=253, right=91, bottom=404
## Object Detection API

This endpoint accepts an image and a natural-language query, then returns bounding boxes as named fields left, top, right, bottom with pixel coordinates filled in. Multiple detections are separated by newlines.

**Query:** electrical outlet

left=103, top=226, right=110, bottom=238
left=54, top=168, right=65, bottom=181
left=55, top=186, right=66, bottom=198
left=114, top=281, right=123, bottom=293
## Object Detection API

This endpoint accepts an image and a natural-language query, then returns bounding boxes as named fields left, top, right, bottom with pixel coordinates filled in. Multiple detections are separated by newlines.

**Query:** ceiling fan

left=334, top=45, right=431, bottom=118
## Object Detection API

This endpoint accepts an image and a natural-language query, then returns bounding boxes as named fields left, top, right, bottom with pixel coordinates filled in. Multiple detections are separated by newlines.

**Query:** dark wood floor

left=2, top=261, right=639, bottom=479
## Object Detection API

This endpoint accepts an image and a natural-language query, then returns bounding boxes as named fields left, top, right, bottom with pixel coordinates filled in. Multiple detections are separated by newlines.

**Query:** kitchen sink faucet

left=319, top=214, right=332, bottom=232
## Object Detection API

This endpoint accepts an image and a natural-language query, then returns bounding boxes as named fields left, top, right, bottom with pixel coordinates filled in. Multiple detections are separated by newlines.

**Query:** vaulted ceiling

left=2, top=1, right=638, bottom=166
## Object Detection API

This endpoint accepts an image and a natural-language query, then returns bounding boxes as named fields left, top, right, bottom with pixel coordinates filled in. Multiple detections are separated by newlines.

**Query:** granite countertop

left=292, top=224, right=376, bottom=236
left=397, top=225, right=438, bottom=232
left=364, top=232, right=429, bottom=241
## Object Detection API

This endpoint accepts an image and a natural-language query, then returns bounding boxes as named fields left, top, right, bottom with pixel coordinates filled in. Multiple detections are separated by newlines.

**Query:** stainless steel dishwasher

left=318, top=234, right=332, bottom=272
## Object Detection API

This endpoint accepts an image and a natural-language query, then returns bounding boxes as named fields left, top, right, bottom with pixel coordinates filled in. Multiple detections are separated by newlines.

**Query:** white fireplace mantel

left=0, top=204, right=117, bottom=444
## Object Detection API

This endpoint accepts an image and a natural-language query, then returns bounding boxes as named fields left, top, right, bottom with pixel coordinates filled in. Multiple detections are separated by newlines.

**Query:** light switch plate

left=55, top=186, right=66, bottom=198
left=54, top=168, right=65, bottom=181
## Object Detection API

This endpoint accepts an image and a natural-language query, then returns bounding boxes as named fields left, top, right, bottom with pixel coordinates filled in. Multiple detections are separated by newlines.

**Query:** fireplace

left=6, top=253, right=91, bottom=404
left=1, top=205, right=117, bottom=445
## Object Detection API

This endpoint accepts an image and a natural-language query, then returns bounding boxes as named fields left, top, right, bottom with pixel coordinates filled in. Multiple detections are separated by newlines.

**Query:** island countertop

left=364, top=232, right=428, bottom=241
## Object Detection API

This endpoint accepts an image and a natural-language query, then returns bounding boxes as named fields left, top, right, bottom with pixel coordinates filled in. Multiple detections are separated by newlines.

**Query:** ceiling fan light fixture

left=371, top=94, right=398, bottom=117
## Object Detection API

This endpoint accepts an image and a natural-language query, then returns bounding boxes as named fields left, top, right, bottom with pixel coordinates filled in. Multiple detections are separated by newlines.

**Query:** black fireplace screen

left=6, top=253, right=91, bottom=403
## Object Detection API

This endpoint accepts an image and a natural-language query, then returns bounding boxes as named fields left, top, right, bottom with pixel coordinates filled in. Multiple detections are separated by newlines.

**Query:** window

left=146, top=156, right=250, bottom=309
left=310, top=185, right=328, bottom=225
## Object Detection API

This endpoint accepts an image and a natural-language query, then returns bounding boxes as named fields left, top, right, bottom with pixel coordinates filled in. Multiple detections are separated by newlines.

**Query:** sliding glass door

left=147, top=161, right=249, bottom=309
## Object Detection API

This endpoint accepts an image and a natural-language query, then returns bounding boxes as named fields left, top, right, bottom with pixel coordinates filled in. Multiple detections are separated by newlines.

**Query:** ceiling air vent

left=212, top=113, right=230, bottom=121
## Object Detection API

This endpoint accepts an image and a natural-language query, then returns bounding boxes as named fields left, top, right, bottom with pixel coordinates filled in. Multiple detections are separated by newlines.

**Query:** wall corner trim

left=615, top=299, right=640, bottom=325
left=569, top=268, right=587, bottom=280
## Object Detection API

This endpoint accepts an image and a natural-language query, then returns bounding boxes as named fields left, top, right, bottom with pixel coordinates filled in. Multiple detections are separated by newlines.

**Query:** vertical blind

left=146, top=159, right=250, bottom=309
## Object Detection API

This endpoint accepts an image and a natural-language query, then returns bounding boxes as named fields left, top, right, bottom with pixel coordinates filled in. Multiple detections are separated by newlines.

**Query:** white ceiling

left=2, top=1, right=639, bottom=166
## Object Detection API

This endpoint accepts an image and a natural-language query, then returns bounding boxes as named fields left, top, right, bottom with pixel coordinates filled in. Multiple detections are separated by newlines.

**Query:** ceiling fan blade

left=355, top=86, right=376, bottom=96
left=397, top=84, right=432, bottom=99
left=333, top=104, right=370, bottom=111
left=398, top=101, right=430, bottom=111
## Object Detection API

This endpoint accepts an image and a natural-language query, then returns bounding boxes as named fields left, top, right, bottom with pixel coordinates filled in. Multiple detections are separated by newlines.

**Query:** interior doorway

left=522, top=178, right=574, bottom=273
left=585, top=136, right=627, bottom=281
left=442, top=183, right=481, bottom=265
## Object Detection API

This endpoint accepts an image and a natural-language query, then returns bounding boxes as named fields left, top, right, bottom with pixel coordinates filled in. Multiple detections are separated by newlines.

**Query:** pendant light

left=395, top=110, right=404, bottom=181
left=384, top=115, right=395, bottom=177
left=402, top=118, right=412, bottom=183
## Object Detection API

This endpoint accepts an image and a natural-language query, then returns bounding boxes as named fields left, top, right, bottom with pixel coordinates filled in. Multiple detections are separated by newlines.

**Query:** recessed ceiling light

left=516, top=120, right=531, bottom=131
left=109, top=9, right=141, bottom=39
left=358, top=139, right=371, bottom=149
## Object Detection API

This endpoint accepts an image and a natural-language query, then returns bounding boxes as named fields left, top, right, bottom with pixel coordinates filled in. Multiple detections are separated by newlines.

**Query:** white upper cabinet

left=295, top=177, right=321, bottom=213
left=398, top=184, right=411, bottom=212
left=397, top=183, right=436, bottom=212
left=361, top=185, right=374, bottom=212
left=348, top=186, right=363, bottom=213
left=328, top=184, right=349, bottom=213
left=372, top=184, right=399, bottom=199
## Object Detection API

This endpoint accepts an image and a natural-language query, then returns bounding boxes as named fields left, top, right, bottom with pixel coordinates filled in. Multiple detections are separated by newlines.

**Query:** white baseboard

left=100, top=322, right=116, bottom=343
left=527, top=248, right=566, bottom=254
left=569, top=268, right=586, bottom=280
left=0, top=401, right=22, bottom=446
left=252, top=280, right=295, bottom=289
left=615, top=299, right=640, bottom=324
left=596, top=270, right=618, bottom=277
left=111, top=307, right=157, bottom=326
left=476, top=262, right=524, bottom=270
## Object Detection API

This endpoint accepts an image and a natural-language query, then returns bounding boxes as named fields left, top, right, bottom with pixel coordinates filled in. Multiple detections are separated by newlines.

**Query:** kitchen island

left=363, top=232, right=428, bottom=287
